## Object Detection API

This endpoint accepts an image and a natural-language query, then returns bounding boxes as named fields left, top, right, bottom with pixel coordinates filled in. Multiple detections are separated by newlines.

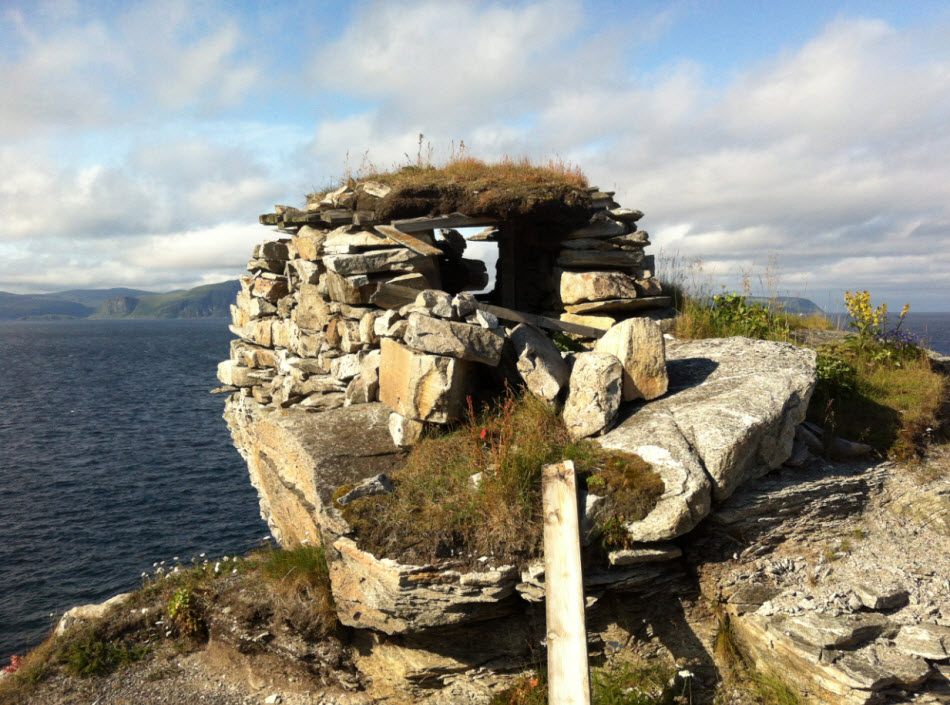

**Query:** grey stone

left=404, top=313, right=505, bottom=366
left=56, top=593, right=134, bottom=636
left=217, top=361, right=273, bottom=388
left=894, top=622, right=950, bottom=660
left=324, top=248, right=429, bottom=276
left=379, top=339, right=470, bottom=424
left=565, top=213, right=628, bottom=239
left=853, top=584, right=909, bottom=611
left=778, top=612, right=889, bottom=649
left=451, top=292, right=478, bottom=319
left=324, top=227, right=390, bottom=251
left=890, top=483, right=950, bottom=537
left=598, top=409, right=712, bottom=542
left=559, top=270, right=639, bottom=305
left=222, top=399, right=403, bottom=544
left=414, top=289, right=455, bottom=319
left=388, top=412, right=426, bottom=448
left=474, top=309, right=498, bottom=329
left=593, top=318, right=668, bottom=401
left=563, top=352, right=623, bottom=440
left=556, top=249, right=644, bottom=269
left=602, top=337, right=816, bottom=502
left=335, top=474, right=394, bottom=507
left=607, top=544, right=681, bottom=566
left=868, top=644, right=932, bottom=687
left=508, top=324, right=570, bottom=403
left=607, top=208, right=644, bottom=223
left=329, top=537, right=519, bottom=634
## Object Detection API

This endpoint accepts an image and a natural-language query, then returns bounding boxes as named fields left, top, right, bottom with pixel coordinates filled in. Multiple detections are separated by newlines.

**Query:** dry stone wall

left=217, top=179, right=672, bottom=448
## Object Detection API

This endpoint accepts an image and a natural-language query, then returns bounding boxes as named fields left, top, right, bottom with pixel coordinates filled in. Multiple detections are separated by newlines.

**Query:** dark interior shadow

left=665, top=357, right=720, bottom=395
left=592, top=584, right=721, bottom=696
left=614, top=357, right=719, bottom=425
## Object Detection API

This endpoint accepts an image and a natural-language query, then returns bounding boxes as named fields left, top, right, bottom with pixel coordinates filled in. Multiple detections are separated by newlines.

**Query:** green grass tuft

left=342, top=393, right=663, bottom=566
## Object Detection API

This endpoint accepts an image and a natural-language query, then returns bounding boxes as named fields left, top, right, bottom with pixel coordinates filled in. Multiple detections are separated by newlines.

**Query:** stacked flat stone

left=217, top=179, right=672, bottom=448
left=555, top=189, right=668, bottom=333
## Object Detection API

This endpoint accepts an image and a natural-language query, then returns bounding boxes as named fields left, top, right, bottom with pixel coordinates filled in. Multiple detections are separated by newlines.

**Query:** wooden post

left=542, top=460, right=591, bottom=705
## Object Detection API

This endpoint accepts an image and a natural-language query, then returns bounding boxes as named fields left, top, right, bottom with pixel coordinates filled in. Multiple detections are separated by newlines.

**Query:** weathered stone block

left=559, top=270, right=639, bottom=305
left=291, top=225, right=326, bottom=260
left=252, top=276, right=289, bottom=303
left=404, top=313, right=504, bottom=366
left=563, top=352, right=623, bottom=440
left=293, top=284, right=329, bottom=330
left=324, top=248, right=430, bottom=276
left=594, top=318, right=668, bottom=401
left=379, top=339, right=469, bottom=423
left=508, top=324, right=570, bottom=403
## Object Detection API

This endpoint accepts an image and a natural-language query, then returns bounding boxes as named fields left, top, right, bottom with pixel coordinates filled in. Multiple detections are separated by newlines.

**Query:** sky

left=1, top=0, right=949, bottom=311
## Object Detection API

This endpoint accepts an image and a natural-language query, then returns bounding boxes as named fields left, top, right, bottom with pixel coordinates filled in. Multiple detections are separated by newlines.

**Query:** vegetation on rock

left=0, top=545, right=338, bottom=705
left=662, top=269, right=946, bottom=459
left=309, top=139, right=593, bottom=224
left=342, top=392, right=663, bottom=566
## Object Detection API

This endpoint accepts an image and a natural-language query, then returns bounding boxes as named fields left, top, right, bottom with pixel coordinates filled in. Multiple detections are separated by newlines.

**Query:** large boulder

left=223, top=396, right=404, bottom=544
left=597, top=337, right=816, bottom=542
left=563, top=352, right=623, bottom=440
left=593, top=318, right=668, bottom=401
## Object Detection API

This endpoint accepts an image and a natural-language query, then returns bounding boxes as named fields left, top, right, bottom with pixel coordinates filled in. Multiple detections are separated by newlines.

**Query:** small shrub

left=167, top=586, right=205, bottom=639
left=671, top=291, right=823, bottom=343
left=249, top=544, right=337, bottom=640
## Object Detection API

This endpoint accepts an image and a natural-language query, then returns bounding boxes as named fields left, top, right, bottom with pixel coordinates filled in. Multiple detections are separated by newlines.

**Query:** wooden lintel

left=371, top=284, right=606, bottom=339
left=391, top=212, right=497, bottom=233
left=374, top=224, right=444, bottom=257
left=478, top=303, right=606, bottom=339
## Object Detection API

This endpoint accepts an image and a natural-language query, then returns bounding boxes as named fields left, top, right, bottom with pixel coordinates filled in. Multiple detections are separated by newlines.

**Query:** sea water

left=0, top=320, right=266, bottom=661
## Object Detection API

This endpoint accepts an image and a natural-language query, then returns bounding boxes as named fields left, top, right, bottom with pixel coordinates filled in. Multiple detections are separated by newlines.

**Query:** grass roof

left=309, top=155, right=596, bottom=225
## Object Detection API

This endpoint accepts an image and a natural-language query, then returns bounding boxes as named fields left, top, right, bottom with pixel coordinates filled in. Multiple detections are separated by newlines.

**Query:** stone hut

left=219, top=173, right=673, bottom=450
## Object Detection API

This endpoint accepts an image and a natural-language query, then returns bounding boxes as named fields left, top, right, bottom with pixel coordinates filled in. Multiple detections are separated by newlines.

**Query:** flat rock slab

left=894, top=623, right=950, bottom=660
left=223, top=397, right=404, bottom=545
left=607, top=544, right=682, bottom=566
left=379, top=338, right=470, bottom=423
left=404, top=312, right=504, bottom=366
left=564, top=296, right=672, bottom=314
left=774, top=612, right=890, bottom=650
left=597, top=337, right=816, bottom=541
left=329, top=537, right=519, bottom=634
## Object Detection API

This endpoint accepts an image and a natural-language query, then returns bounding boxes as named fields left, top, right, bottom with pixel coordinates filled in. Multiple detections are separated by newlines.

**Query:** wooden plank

left=371, top=283, right=606, bottom=338
left=466, top=226, right=499, bottom=241
left=391, top=212, right=497, bottom=233
left=542, top=460, right=591, bottom=705
left=478, top=304, right=605, bottom=338
left=321, top=209, right=356, bottom=225
left=259, top=213, right=280, bottom=225
left=374, top=224, right=444, bottom=257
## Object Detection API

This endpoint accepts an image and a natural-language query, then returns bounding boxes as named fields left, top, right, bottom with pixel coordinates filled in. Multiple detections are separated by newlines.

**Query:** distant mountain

left=0, top=281, right=239, bottom=321
left=45, top=288, right=156, bottom=308
left=0, top=291, right=94, bottom=320
left=92, top=281, right=240, bottom=319
left=748, top=296, right=825, bottom=315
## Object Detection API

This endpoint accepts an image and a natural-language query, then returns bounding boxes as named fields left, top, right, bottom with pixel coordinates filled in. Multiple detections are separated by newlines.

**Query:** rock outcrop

left=595, top=337, right=816, bottom=546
